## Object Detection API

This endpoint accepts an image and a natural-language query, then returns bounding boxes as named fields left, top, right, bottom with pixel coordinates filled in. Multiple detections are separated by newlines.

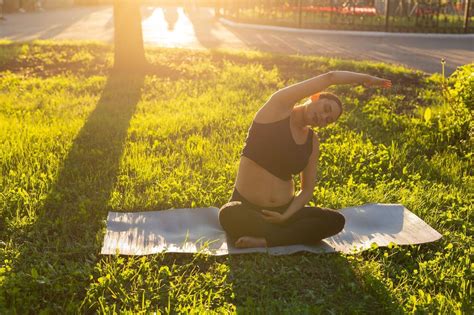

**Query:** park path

left=0, top=5, right=472, bottom=74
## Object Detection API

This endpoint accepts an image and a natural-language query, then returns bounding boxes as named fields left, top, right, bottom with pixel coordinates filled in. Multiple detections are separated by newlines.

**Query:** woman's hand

left=363, top=75, right=392, bottom=88
left=261, top=209, right=289, bottom=224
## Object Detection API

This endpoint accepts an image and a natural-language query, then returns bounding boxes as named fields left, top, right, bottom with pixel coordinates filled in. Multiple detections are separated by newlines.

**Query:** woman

left=219, top=71, right=392, bottom=248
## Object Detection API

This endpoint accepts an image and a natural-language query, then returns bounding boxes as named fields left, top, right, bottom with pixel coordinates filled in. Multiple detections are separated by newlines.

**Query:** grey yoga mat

left=100, top=203, right=442, bottom=256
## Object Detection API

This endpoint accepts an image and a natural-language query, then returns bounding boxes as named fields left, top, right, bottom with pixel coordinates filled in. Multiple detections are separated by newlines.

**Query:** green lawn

left=0, top=41, right=472, bottom=313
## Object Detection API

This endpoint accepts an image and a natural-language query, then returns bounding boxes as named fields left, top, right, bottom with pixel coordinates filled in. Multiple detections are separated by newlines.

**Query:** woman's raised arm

left=330, top=71, right=391, bottom=88
left=268, top=71, right=391, bottom=110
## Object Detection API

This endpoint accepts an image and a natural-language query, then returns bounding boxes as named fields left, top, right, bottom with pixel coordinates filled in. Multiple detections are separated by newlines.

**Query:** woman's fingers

left=261, top=210, right=284, bottom=223
left=261, top=209, right=275, bottom=218
left=382, top=79, right=392, bottom=88
left=366, top=77, right=392, bottom=88
left=261, top=210, right=275, bottom=219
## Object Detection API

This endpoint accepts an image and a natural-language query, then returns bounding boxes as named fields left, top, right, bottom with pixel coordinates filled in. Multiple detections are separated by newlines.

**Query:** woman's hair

left=310, top=92, right=343, bottom=120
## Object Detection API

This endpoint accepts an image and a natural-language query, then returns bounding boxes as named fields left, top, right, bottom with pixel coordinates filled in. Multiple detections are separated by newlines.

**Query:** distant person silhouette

left=163, top=7, right=178, bottom=31
left=18, top=0, right=25, bottom=13
left=35, top=0, right=45, bottom=12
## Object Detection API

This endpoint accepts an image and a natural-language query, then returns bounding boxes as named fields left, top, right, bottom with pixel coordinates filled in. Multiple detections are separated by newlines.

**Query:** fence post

left=385, top=0, right=391, bottom=32
left=236, top=0, right=239, bottom=20
left=465, top=0, right=472, bottom=33
left=330, top=0, right=334, bottom=25
left=298, top=0, right=303, bottom=28
left=215, top=0, right=220, bottom=17
left=437, top=0, right=441, bottom=31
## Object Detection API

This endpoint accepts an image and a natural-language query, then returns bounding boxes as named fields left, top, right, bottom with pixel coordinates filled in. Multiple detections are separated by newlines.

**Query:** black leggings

left=218, top=189, right=345, bottom=247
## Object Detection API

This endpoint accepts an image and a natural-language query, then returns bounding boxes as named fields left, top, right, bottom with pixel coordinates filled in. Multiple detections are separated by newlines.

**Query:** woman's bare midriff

left=234, top=156, right=294, bottom=207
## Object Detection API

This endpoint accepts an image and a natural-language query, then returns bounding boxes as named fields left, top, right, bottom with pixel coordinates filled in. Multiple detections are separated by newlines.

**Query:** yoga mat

left=100, top=203, right=442, bottom=256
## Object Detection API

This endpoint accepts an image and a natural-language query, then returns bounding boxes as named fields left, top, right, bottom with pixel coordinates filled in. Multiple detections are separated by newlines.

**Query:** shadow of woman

left=1, top=73, right=145, bottom=311
left=227, top=252, right=404, bottom=313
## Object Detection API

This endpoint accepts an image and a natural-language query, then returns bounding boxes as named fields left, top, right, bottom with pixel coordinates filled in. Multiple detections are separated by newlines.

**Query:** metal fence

left=217, top=0, right=474, bottom=33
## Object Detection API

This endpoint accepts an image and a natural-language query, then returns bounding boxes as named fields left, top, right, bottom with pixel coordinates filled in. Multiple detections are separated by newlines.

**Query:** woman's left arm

left=270, top=71, right=391, bottom=110
left=261, top=136, right=320, bottom=223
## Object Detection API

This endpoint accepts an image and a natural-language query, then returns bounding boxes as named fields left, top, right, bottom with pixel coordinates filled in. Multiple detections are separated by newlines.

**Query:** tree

left=113, top=0, right=147, bottom=72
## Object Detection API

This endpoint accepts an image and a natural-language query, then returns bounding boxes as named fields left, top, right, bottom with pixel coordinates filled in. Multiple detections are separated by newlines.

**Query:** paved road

left=1, top=6, right=473, bottom=74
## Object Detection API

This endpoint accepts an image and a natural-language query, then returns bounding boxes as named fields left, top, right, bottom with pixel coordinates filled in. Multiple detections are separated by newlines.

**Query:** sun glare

left=142, top=7, right=199, bottom=47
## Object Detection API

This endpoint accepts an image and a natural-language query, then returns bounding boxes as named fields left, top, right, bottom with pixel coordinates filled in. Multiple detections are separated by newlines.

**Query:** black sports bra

left=242, top=116, right=313, bottom=181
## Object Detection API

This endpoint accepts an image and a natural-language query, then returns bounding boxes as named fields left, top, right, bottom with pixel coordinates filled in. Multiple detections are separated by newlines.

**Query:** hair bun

left=310, top=93, right=320, bottom=102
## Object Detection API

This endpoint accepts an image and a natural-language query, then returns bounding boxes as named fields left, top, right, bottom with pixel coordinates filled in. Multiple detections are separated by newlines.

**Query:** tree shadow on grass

left=1, top=73, right=144, bottom=313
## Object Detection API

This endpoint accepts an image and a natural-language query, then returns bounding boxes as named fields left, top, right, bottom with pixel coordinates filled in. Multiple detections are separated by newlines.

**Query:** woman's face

left=305, top=98, right=341, bottom=128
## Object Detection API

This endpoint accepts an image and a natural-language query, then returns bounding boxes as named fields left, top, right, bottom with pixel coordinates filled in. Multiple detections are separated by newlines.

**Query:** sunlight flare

left=142, top=7, right=199, bottom=47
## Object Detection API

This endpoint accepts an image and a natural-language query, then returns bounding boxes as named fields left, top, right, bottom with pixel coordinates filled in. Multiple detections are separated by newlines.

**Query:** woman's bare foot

left=235, top=236, right=267, bottom=248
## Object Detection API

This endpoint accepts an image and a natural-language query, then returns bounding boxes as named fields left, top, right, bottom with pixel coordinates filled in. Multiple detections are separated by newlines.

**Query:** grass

left=0, top=41, right=472, bottom=313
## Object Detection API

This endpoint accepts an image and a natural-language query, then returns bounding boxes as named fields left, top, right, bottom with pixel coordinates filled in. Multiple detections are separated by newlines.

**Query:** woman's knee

left=332, top=211, right=346, bottom=233
left=314, top=207, right=345, bottom=234
left=218, top=201, right=242, bottom=228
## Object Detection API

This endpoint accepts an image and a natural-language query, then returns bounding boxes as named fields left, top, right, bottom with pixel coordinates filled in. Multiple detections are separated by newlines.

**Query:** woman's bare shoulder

left=253, top=97, right=292, bottom=123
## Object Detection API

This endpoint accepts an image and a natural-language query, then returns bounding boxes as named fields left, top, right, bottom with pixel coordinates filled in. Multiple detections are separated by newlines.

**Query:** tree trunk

left=113, top=0, right=146, bottom=72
